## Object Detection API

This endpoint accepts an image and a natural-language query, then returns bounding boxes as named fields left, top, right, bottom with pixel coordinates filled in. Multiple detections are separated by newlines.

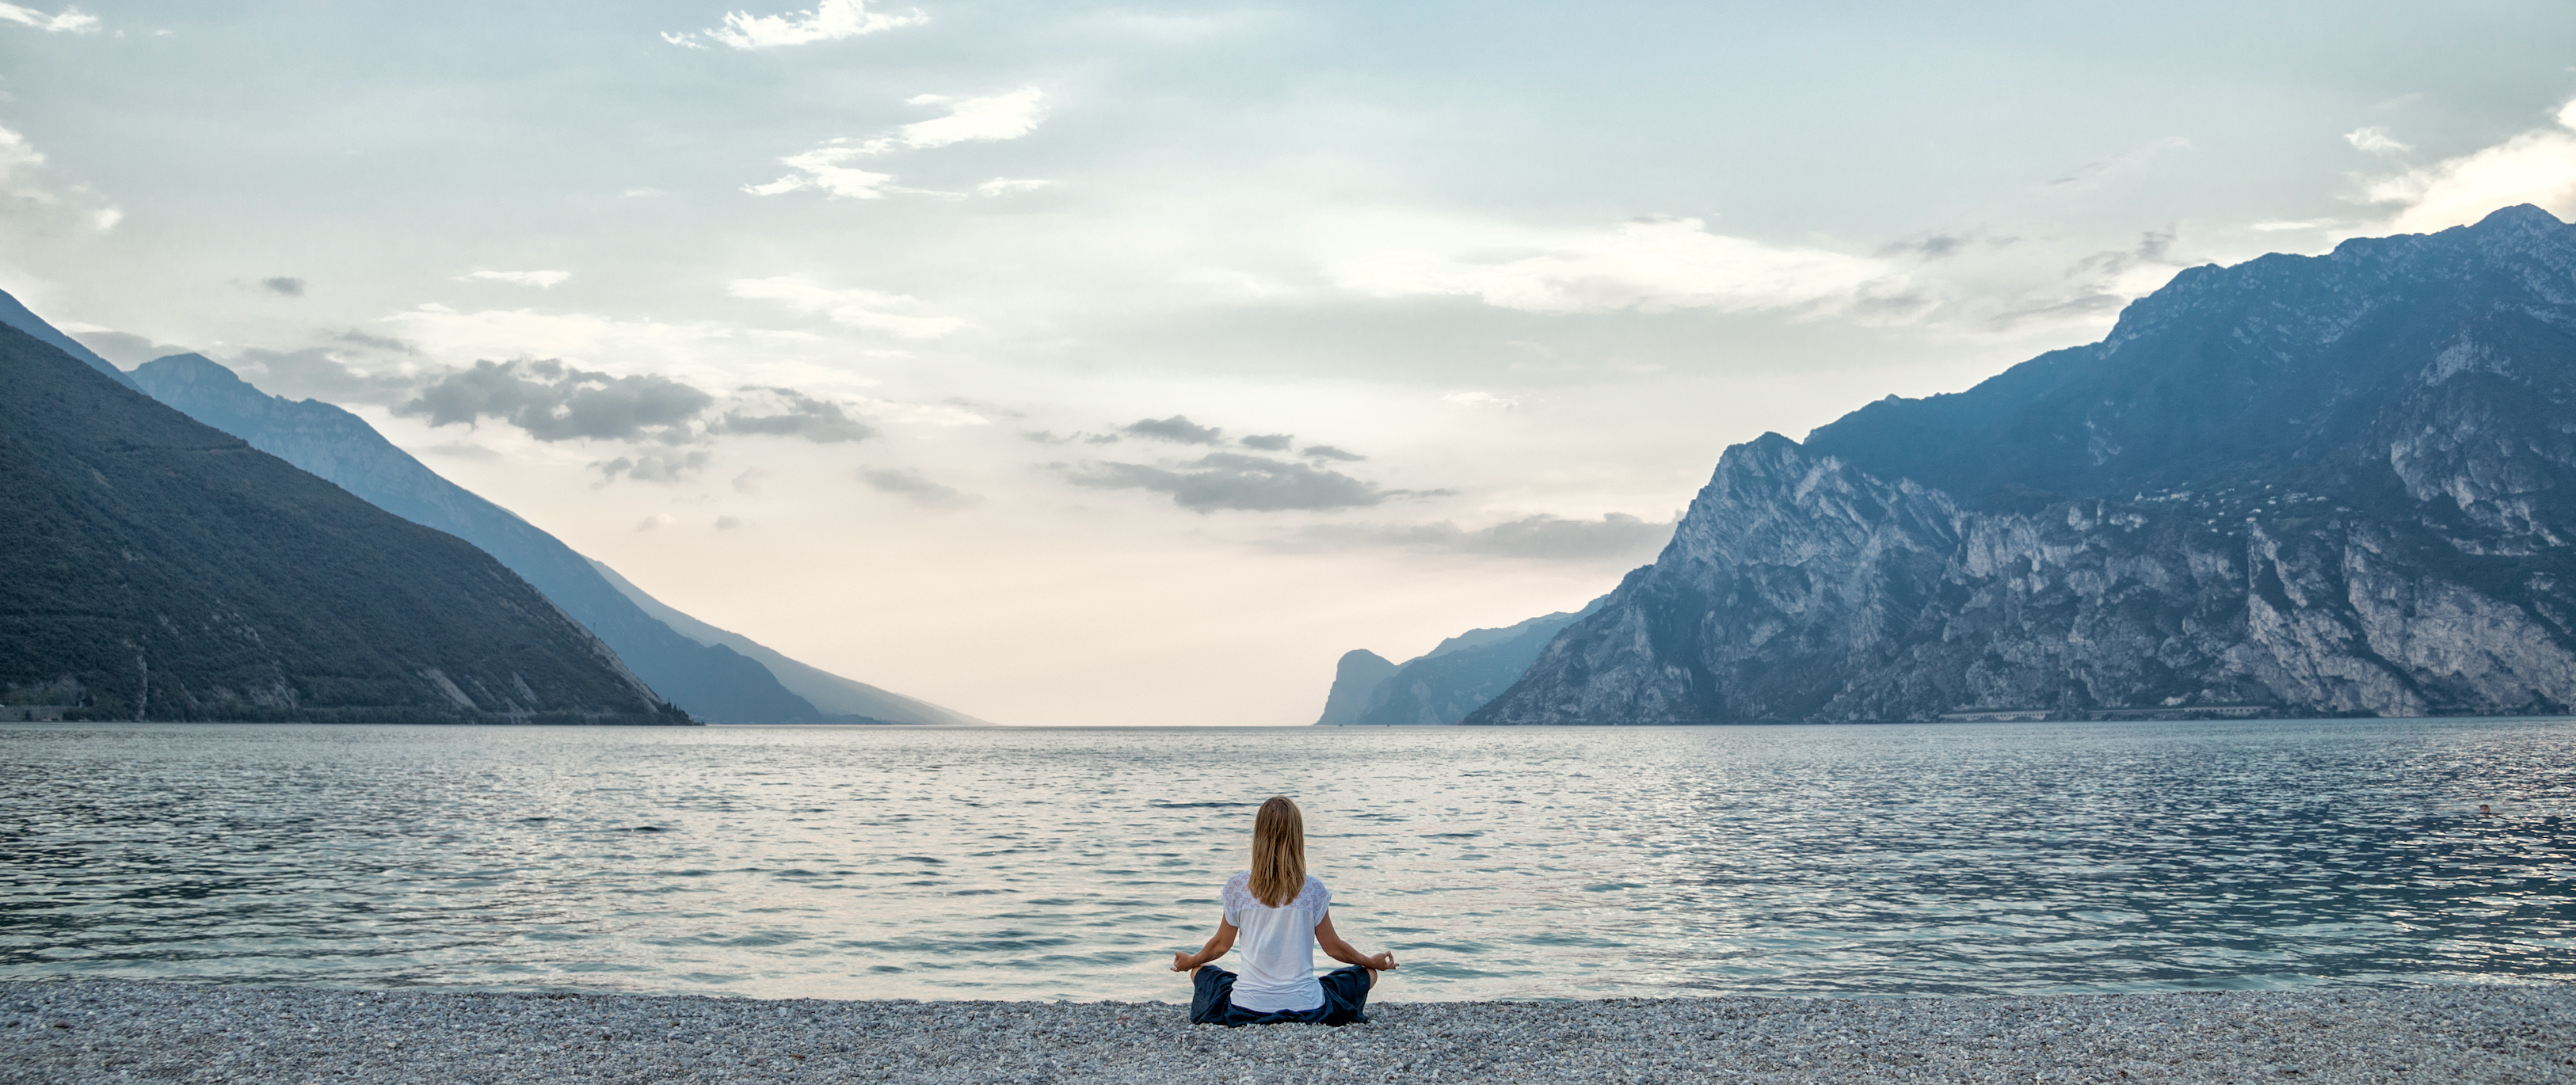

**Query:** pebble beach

left=4, top=980, right=2570, bottom=1084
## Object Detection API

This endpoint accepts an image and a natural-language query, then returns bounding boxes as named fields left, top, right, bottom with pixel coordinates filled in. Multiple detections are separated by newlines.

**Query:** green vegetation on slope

left=0, top=325, right=688, bottom=724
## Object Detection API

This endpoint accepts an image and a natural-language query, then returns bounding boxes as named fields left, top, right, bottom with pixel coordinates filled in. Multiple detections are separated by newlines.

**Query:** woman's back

left=1220, top=871, right=1331, bottom=1012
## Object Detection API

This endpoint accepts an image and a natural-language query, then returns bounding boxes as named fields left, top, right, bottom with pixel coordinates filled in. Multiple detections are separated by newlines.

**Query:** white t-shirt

left=1221, top=871, right=1331, bottom=1013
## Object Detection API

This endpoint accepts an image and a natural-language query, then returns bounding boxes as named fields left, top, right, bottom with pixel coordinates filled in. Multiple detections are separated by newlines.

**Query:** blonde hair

left=1248, top=796, right=1308, bottom=907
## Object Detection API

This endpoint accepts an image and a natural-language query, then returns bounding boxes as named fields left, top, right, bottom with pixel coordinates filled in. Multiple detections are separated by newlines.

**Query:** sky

left=4, top=1, right=2575, bottom=725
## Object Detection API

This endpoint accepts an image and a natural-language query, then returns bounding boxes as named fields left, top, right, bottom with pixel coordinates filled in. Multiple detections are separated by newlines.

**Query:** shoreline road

left=2, top=980, right=2569, bottom=1083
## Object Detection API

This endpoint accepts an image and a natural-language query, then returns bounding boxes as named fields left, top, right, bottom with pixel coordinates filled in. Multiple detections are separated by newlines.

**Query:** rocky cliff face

left=1472, top=206, right=2576, bottom=724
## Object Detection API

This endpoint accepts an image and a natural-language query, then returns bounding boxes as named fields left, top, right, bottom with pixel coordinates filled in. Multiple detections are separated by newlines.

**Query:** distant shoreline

left=4, top=980, right=2566, bottom=1083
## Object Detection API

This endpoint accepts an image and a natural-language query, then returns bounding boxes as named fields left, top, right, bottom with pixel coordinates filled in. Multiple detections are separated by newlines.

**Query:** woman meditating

left=1171, top=796, right=1397, bottom=1026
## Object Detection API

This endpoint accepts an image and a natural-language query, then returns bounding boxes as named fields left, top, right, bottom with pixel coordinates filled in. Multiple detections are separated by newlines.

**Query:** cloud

left=68, top=329, right=191, bottom=368
left=2047, top=137, right=2192, bottom=188
left=728, top=276, right=965, bottom=338
left=0, top=125, right=38, bottom=181
left=860, top=466, right=980, bottom=508
left=1984, top=227, right=2186, bottom=330
left=711, top=386, right=877, bottom=443
left=260, top=276, right=305, bottom=297
left=975, top=177, right=1054, bottom=196
left=0, top=4, right=97, bottom=32
left=1296, top=512, right=1676, bottom=564
left=398, top=358, right=714, bottom=442
left=1300, top=444, right=1365, bottom=462
left=1336, top=216, right=1906, bottom=318
left=638, top=512, right=680, bottom=531
left=1875, top=231, right=2012, bottom=261
left=0, top=123, right=118, bottom=233
left=333, top=329, right=421, bottom=355
left=743, top=141, right=899, bottom=199
left=1442, top=391, right=1518, bottom=409
left=596, top=451, right=712, bottom=485
left=744, top=89, right=1047, bottom=200
left=1123, top=414, right=1223, bottom=444
left=2344, top=127, right=2410, bottom=154
left=1061, top=452, right=1410, bottom=512
left=1240, top=433, right=1292, bottom=451
left=231, top=346, right=418, bottom=404
left=1024, top=429, right=1122, bottom=445
left=464, top=269, right=571, bottom=287
left=715, top=515, right=743, bottom=530
left=2250, top=219, right=2338, bottom=232
left=2364, top=97, right=2576, bottom=234
left=731, top=468, right=768, bottom=495
left=665, top=0, right=925, bottom=50
left=887, top=88, right=1047, bottom=151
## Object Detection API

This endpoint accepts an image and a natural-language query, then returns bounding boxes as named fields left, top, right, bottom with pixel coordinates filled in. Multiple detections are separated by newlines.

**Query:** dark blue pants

left=1190, top=965, right=1373, bottom=1026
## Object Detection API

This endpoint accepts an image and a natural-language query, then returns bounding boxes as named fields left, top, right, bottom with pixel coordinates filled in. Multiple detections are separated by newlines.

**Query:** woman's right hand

left=1365, top=951, right=1397, bottom=971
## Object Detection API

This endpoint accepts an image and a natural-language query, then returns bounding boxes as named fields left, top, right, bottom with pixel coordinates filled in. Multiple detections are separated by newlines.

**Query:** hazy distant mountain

left=1315, top=600, right=1601, bottom=725
left=1476, top=205, right=2576, bottom=724
left=588, top=558, right=989, bottom=725
left=1313, top=650, right=1398, bottom=726
left=0, top=290, right=139, bottom=391
left=122, top=352, right=816, bottom=724
left=0, top=322, right=682, bottom=723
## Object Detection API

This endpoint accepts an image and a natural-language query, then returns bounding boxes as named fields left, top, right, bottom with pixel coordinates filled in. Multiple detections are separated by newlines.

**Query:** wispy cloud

left=1123, top=414, right=1223, bottom=444
left=886, top=88, right=1046, bottom=151
left=1442, top=391, right=1519, bottom=409
left=398, top=359, right=713, bottom=443
left=1061, top=452, right=1432, bottom=512
left=464, top=269, right=571, bottom=287
left=664, top=0, right=925, bottom=51
left=2363, top=97, right=2576, bottom=234
left=0, top=123, right=119, bottom=231
left=743, top=143, right=898, bottom=199
left=1292, top=512, right=1676, bottom=565
left=0, top=3, right=98, bottom=33
left=861, top=466, right=980, bottom=509
left=2047, top=136, right=2192, bottom=188
left=711, top=386, right=878, bottom=443
left=728, top=275, right=966, bottom=338
left=598, top=451, right=713, bottom=485
left=2344, top=126, right=2410, bottom=154
left=1333, top=216, right=1908, bottom=318
left=975, top=177, right=1053, bottom=196
left=745, top=89, right=1047, bottom=200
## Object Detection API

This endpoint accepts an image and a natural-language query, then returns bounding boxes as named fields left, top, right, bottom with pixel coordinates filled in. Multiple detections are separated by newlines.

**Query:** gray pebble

left=1, top=980, right=2570, bottom=1083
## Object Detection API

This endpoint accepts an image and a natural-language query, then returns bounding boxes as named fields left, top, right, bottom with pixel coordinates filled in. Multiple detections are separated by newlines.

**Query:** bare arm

left=1314, top=913, right=1397, bottom=971
left=1172, top=919, right=1238, bottom=972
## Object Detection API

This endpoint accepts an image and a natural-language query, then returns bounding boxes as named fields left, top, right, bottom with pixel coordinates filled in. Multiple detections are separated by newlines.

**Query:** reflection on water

left=0, top=719, right=2568, bottom=1001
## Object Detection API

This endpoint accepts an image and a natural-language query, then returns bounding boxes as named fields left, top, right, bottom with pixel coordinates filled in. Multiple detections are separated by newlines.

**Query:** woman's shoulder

left=1299, top=874, right=1330, bottom=908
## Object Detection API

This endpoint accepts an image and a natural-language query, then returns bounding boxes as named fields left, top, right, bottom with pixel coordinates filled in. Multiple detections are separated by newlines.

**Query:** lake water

left=2, top=720, right=2569, bottom=1002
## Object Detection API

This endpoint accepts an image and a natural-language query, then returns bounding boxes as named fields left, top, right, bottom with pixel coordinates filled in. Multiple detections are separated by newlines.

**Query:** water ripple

left=0, top=719, right=2569, bottom=1002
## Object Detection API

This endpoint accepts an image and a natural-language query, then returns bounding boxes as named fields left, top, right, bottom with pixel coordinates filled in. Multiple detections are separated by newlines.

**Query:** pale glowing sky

left=4, top=2, right=2574, bottom=724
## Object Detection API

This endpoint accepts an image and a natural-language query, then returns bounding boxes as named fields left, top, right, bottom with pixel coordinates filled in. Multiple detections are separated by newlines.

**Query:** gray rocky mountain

left=1317, top=600, right=1601, bottom=725
left=1473, top=205, right=2576, bottom=724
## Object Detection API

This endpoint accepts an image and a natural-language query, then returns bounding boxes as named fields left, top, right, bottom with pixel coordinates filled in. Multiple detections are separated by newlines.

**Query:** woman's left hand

left=1172, top=951, right=1196, bottom=973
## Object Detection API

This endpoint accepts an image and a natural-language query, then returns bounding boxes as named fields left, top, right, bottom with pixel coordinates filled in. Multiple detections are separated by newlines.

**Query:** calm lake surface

left=2, top=720, right=2569, bottom=1002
